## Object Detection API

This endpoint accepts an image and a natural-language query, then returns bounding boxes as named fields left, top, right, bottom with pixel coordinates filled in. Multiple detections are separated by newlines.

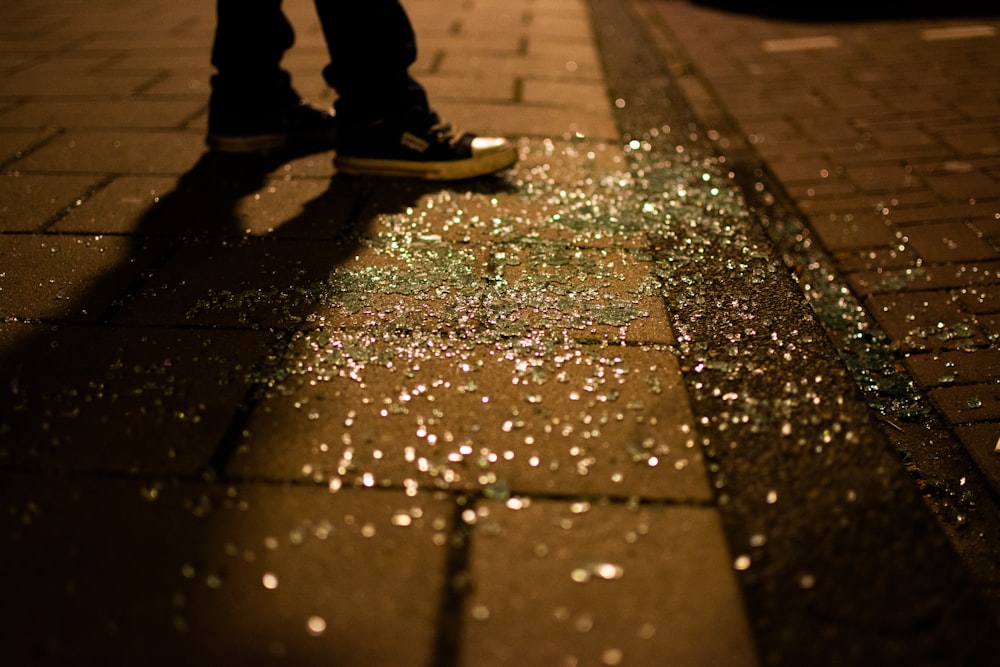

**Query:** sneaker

left=207, top=100, right=338, bottom=153
left=334, top=114, right=517, bottom=180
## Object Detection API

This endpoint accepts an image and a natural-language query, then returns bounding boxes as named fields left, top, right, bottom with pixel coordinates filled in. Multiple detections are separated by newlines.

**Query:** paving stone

left=234, top=340, right=710, bottom=501
left=14, top=130, right=205, bottom=175
left=520, top=79, right=610, bottom=111
left=795, top=114, right=867, bottom=146
left=0, top=325, right=272, bottom=474
left=15, top=53, right=132, bottom=75
left=924, top=171, right=1000, bottom=202
left=0, top=54, right=38, bottom=73
left=784, top=179, right=858, bottom=202
left=841, top=162, right=924, bottom=192
left=928, top=383, right=1000, bottom=425
left=864, top=290, right=984, bottom=352
left=887, top=202, right=996, bottom=226
left=0, top=173, right=104, bottom=231
left=878, top=87, right=952, bottom=115
left=904, top=348, right=1000, bottom=388
left=53, top=163, right=349, bottom=237
left=51, top=175, right=181, bottom=234
left=0, top=99, right=206, bottom=130
left=531, top=0, right=593, bottom=11
left=359, top=140, right=643, bottom=249
left=101, top=53, right=217, bottom=74
left=138, top=71, right=213, bottom=97
left=957, top=285, right=1000, bottom=314
left=435, top=52, right=603, bottom=82
left=364, top=184, right=648, bottom=249
left=955, top=422, right=1000, bottom=496
left=496, top=244, right=673, bottom=343
left=0, top=71, right=157, bottom=97
left=421, top=73, right=518, bottom=104
left=902, top=220, right=998, bottom=263
left=938, top=126, right=1000, bottom=156
left=834, top=246, right=919, bottom=273
left=808, top=211, right=896, bottom=252
left=460, top=499, right=757, bottom=666
left=272, top=150, right=339, bottom=179
left=764, top=156, right=839, bottom=185
left=904, top=155, right=1000, bottom=179
left=0, top=233, right=161, bottom=321
left=0, top=474, right=452, bottom=665
left=113, top=236, right=428, bottom=328
left=856, top=120, right=940, bottom=150
left=454, top=12, right=529, bottom=36
left=524, top=38, right=603, bottom=73
left=530, top=14, right=605, bottom=43
left=512, top=136, right=627, bottom=181
left=436, top=100, right=619, bottom=141
left=241, top=176, right=367, bottom=237
left=0, top=128, right=59, bottom=164
left=78, top=33, right=210, bottom=51
left=420, top=33, right=525, bottom=56
left=849, top=260, right=1000, bottom=298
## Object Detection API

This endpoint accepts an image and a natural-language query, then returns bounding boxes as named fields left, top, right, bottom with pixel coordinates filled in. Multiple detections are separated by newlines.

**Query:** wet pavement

left=1, top=0, right=998, bottom=665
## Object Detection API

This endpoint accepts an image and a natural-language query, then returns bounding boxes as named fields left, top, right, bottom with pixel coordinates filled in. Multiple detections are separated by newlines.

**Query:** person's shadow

left=0, top=147, right=514, bottom=480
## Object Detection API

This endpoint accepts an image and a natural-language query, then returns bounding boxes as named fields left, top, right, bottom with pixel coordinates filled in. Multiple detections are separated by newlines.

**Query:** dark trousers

left=211, top=0, right=430, bottom=124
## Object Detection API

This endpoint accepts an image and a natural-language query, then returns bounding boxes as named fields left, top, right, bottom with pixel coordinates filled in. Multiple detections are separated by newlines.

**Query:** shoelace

left=430, top=120, right=465, bottom=146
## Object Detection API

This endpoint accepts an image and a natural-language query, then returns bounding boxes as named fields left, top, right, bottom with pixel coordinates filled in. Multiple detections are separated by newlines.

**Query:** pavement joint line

left=428, top=49, right=446, bottom=74
left=132, top=70, right=173, bottom=96
left=206, top=381, right=277, bottom=480
left=93, top=242, right=191, bottom=324
left=0, top=464, right=721, bottom=510
left=430, top=496, right=473, bottom=667
left=0, top=124, right=63, bottom=172
left=176, top=102, right=209, bottom=131
left=37, top=174, right=118, bottom=232
left=2, top=313, right=672, bottom=344
left=210, top=477, right=721, bottom=509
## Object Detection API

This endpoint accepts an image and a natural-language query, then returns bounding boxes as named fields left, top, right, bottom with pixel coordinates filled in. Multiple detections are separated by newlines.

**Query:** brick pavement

left=4, top=0, right=1000, bottom=664
left=0, top=1, right=758, bottom=665
left=641, top=0, right=1000, bottom=495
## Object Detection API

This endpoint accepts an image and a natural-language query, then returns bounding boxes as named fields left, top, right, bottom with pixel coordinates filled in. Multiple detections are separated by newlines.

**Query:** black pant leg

left=211, top=0, right=297, bottom=101
left=313, top=0, right=430, bottom=123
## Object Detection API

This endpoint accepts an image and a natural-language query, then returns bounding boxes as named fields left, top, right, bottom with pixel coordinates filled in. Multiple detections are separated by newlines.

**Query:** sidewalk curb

left=588, top=0, right=1000, bottom=663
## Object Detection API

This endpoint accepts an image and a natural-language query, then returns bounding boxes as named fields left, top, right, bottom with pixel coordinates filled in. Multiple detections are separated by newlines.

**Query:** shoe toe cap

left=471, top=136, right=514, bottom=155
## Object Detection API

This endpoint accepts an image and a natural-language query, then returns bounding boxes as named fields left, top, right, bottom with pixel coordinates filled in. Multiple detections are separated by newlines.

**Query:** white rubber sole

left=335, top=146, right=518, bottom=180
left=206, top=131, right=339, bottom=154
left=206, top=132, right=291, bottom=153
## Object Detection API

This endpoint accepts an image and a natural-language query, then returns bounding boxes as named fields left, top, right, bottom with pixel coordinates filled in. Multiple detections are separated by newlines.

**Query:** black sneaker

left=334, top=114, right=518, bottom=180
left=207, top=100, right=338, bottom=154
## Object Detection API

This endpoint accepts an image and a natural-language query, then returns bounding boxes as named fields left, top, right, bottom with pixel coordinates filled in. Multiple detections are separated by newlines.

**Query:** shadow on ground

left=0, top=146, right=518, bottom=663
left=690, top=0, right=999, bottom=21
left=0, top=148, right=512, bottom=479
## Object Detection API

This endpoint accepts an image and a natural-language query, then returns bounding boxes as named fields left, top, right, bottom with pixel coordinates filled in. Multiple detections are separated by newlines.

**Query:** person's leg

left=207, top=0, right=338, bottom=153
left=313, top=1, right=426, bottom=124
left=313, top=0, right=517, bottom=180
left=313, top=1, right=429, bottom=125
left=211, top=0, right=296, bottom=98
